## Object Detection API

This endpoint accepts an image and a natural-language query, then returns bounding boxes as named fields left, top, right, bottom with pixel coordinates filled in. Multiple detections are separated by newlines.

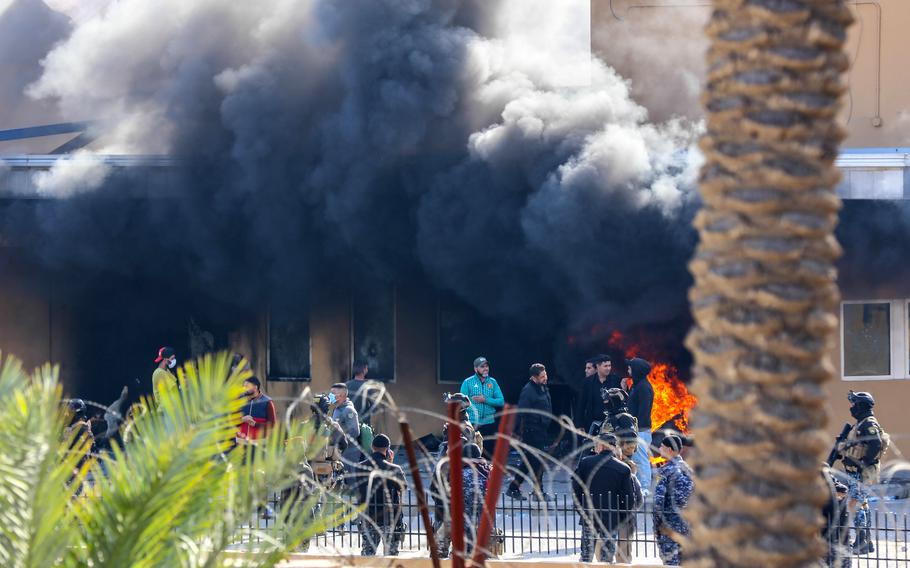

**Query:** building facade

left=1, top=1, right=908, bottom=449
left=593, top=0, right=910, bottom=454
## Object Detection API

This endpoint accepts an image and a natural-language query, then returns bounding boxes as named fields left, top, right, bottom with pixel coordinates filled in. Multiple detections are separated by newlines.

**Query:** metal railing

left=238, top=490, right=660, bottom=559
left=232, top=489, right=910, bottom=565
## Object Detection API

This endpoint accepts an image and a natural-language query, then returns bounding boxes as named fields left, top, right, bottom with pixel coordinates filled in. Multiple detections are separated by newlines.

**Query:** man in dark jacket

left=573, top=432, right=636, bottom=563
left=348, top=434, right=407, bottom=556
left=627, top=357, right=654, bottom=494
left=506, top=363, right=553, bottom=501
left=578, top=354, right=623, bottom=432
left=346, top=360, right=385, bottom=428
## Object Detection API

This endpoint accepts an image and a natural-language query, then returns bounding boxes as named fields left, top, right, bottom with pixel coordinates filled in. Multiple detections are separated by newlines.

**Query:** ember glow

left=606, top=330, right=697, bottom=433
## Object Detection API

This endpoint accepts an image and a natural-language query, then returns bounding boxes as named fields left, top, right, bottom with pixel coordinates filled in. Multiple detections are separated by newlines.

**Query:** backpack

left=359, top=422, right=374, bottom=452
left=867, top=418, right=891, bottom=463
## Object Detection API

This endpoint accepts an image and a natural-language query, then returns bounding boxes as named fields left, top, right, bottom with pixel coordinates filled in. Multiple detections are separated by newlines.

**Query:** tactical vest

left=844, top=416, right=888, bottom=467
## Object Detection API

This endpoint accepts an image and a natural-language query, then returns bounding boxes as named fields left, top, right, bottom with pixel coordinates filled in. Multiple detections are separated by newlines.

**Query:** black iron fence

left=234, top=490, right=910, bottom=565
left=237, top=490, right=660, bottom=560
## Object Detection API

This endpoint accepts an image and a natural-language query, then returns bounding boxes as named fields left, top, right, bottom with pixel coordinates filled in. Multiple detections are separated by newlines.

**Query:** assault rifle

left=826, top=422, right=853, bottom=466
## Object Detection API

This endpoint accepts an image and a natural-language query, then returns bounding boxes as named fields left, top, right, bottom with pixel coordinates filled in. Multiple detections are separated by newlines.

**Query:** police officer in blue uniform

left=653, top=434, right=694, bottom=566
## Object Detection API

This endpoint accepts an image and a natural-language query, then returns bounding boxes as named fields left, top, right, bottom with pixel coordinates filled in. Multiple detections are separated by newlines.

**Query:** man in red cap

left=152, top=346, right=179, bottom=404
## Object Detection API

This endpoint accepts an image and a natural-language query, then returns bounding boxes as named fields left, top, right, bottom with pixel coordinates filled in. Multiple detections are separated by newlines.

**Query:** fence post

left=448, top=401, right=466, bottom=568
left=400, top=418, right=441, bottom=568
left=470, top=405, right=515, bottom=567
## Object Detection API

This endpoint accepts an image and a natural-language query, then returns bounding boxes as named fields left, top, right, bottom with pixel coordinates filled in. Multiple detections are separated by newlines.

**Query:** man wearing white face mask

left=328, top=383, right=362, bottom=471
left=152, top=346, right=179, bottom=405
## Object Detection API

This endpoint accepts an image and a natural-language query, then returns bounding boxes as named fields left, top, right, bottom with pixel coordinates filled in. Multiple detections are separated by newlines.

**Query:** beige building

left=1, top=1, right=909, bottom=450
left=593, top=0, right=910, bottom=455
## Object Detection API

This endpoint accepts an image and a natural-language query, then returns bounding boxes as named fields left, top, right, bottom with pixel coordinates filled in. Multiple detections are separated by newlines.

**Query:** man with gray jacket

left=329, top=383, right=362, bottom=471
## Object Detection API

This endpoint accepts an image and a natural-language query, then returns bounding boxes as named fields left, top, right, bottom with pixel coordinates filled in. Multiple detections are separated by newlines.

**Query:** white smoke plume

left=33, top=150, right=111, bottom=196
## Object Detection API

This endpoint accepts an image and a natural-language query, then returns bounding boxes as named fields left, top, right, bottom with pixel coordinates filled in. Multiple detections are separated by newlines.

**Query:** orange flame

left=647, top=363, right=697, bottom=433
left=605, top=330, right=696, bottom=433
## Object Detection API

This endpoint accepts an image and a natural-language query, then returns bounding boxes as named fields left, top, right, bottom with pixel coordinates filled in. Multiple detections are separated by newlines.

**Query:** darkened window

left=437, top=297, right=493, bottom=384
left=268, top=310, right=311, bottom=381
left=352, top=287, right=396, bottom=382
left=843, top=302, right=891, bottom=377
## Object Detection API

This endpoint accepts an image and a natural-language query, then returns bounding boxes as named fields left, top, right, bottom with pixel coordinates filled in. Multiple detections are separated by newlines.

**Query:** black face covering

left=850, top=403, right=871, bottom=419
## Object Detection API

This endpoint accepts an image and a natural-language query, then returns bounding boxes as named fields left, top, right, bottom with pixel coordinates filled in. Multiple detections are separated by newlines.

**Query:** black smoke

left=838, top=200, right=910, bottom=298
left=0, top=0, right=706, bottom=401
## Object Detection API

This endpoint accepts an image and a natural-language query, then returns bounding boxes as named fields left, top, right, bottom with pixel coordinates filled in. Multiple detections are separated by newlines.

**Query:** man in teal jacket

left=459, top=357, right=505, bottom=457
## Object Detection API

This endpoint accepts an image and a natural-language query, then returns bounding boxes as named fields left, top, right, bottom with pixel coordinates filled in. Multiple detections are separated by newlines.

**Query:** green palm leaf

left=0, top=350, right=352, bottom=567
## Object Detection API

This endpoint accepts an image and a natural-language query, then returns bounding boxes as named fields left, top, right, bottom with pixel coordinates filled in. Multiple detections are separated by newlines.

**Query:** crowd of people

left=64, top=344, right=889, bottom=566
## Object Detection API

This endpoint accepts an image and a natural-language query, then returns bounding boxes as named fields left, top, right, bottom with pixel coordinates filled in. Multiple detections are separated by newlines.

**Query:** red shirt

left=237, top=393, right=277, bottom=441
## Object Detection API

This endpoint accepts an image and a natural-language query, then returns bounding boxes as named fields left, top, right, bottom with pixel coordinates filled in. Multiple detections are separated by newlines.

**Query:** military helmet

left=444, top=392, right=471, bottom=410
left=68, top=398, right=86, bottom=415
left=463, top=443, right=482, bottom=459
left=848, top=391, right=875, bottom=407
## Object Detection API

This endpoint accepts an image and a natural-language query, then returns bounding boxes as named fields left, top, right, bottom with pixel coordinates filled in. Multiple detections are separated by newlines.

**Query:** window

left=840, top=300, right=906, bottom=380
left=352, top=286, right=396, bottom=383
left=267, top=310, right=311, bottom=381
left=437, top=296, right=499, bottom=384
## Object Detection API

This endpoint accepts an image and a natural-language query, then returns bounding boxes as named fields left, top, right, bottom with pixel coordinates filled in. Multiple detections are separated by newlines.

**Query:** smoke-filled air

left=2, top=0, right=703, bottom=335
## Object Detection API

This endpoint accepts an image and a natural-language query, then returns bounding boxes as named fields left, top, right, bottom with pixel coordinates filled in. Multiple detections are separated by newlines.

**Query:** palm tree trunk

left=685, top=1, right=853, bottom=566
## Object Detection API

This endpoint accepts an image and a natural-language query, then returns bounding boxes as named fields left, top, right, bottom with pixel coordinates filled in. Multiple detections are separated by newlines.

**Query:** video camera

left=314, top=392, right=332, bottom=415
left=442, top=392, right=470, bottom=409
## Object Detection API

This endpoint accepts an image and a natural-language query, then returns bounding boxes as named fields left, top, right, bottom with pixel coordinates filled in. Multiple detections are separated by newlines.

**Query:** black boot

left=852, top=529, right=875, bottom=555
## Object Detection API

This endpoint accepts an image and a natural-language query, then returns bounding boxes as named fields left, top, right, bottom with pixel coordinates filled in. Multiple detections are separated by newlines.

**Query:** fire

left=566, top=327, right=698, bottom=451
left=647, top=363, right=696, bottom=433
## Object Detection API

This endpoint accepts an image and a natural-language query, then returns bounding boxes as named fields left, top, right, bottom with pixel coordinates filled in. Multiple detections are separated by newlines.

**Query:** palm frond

left=0, top=355, right=92, bottom=568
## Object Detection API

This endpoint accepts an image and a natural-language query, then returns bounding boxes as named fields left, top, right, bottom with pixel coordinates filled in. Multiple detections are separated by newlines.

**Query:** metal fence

left=238, top=490, right=659, bottom=560
left=829, top=508, right=910, bottom=568
left=235, top=490, right=910, bottom=565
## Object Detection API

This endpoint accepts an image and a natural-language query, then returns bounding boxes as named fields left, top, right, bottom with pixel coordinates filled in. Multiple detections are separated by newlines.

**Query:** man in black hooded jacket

left=627, top=358, right=654, bottom=494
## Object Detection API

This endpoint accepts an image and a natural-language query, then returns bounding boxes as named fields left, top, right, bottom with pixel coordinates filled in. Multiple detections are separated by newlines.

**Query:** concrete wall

left=591, top=0, right=910, bottom=147
left=842, top=0, right=910, bottom=147
left=0, top=249, right=76, bottom=387
left=237, top=285, right=446, bottom=441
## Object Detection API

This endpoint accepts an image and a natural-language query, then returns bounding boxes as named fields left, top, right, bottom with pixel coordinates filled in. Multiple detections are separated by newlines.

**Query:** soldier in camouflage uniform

left=347, top=435, right=406, bottom=556
left=438, top=393, right=484, bottom=459
left=432, top=442, right=492, bottom=559
left=653, top=434, right=694, bottom=566
left=837, top=391, right=888, bottom=555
